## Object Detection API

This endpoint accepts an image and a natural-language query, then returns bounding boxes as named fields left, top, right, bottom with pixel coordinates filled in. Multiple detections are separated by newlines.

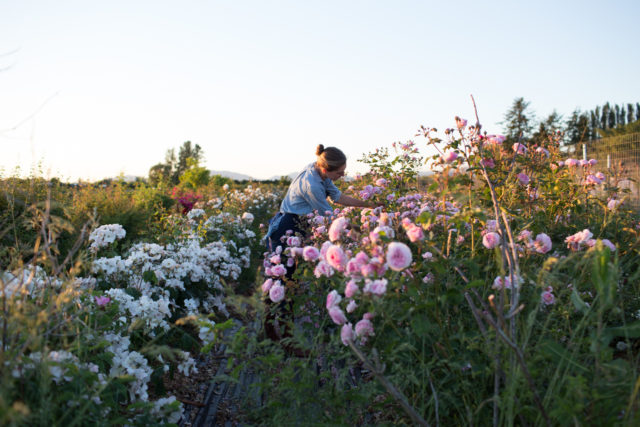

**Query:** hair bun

left=316, top=144, right=325, bottom=156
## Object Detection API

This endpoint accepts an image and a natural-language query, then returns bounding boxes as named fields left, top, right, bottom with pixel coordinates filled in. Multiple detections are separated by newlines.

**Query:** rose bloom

left=340, top=323, right=354, bottom=346
left=329, top=306, right=347, bottom=325
left=406, top=223, right=424, bottom=242
left=364, top=279, right=388, bottom=296
left=346, top=300, right=357, bottom=313
left=345, top=279, right=360, bottom=298
left=517, top=173, right=530, bottom=186
left=269, top=254, right=281, bottom=265
left=533, top=233, right=552, bottom=254
left=314, top=261, right=335, bottom=278
left=269, top=282, right=285, bottom=303
left=513, top=143, right=527, bottom=154
left=607, top=199, right=621, bottom=210
left=261, top=278, right=274, bottom=294
left=326, top=289, right=342, bottom=310
left=482, top=232, right=501, bottom=249
left=375, top=178, right=388, bottom=187
left=286, top=236, right=302, bottom=247
left=270, top=264, right=287, bottom=277
left=345, top=258, right=362, bottom=277
left=442, top=151, right=458, bottom=163
left=564, top=158, right=579, bottom=167
left=601, top=239, right=617, bottom=251
left=481, top=158, right=495, bottom=168
left=302, top=246, right=320, bottom=261
left=386, top=242, right=412, bottom=271
left=541, top=290, right=555, bottom=305
left=455, top=116, right=468, bottom=129
left=328, top=217, right=349, bottom=242
left=355, top=318, right=375, bottom=339
left=325, top=245, right=347, bottom=271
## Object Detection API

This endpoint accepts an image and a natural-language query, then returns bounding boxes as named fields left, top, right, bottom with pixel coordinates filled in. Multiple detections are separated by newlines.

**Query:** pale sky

left=1, top=0, right=639, bottom=181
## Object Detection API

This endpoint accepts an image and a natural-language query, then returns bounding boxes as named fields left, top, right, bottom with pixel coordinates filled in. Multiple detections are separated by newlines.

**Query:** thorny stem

left=347, top=341, right=429, bottom=427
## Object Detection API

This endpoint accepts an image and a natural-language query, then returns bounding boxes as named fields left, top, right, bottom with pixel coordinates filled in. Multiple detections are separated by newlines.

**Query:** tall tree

left=627, top=103, right=635, bottom=124
left=502, top=97, right=535, bottom=142
left=532, top=111, right=563, bottom=144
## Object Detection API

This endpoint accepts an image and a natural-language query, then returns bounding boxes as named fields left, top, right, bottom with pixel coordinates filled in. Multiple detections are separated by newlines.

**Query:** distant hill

left=209, top=170, right=254, bottom=181
left=267, top=172, right=299, bottom=181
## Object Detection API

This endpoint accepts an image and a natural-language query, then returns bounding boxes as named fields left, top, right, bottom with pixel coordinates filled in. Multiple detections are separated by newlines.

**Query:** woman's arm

left=336, top=194, right=379, bottom=209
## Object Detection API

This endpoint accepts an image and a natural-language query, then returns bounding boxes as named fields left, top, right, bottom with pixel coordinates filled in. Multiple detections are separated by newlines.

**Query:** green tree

left=502, top=97, right=534, bottom=142
left=532, top=111, right=563, bottom=144
left=179, top=158, right=210, bottom=189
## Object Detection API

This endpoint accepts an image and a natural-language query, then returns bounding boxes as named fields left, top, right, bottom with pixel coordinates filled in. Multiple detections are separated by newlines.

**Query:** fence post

left=607, top=154, right=611, bottom=169
left=582, top=144, right=587, bottom=161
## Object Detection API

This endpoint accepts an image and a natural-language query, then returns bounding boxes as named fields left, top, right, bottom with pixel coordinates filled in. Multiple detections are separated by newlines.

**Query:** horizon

left=1, top=1, right=639, bottom=182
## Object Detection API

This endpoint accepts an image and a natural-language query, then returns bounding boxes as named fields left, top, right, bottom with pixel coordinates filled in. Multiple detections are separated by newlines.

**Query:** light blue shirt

left=279, top=163, right=342, bottom=215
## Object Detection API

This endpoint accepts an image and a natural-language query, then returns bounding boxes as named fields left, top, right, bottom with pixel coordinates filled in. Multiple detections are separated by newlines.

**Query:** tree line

left=502, top=98, right=640, bottom=146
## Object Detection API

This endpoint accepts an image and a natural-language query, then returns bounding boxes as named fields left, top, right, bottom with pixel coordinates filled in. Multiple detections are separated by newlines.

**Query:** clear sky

left=1, top=0, right=639, bottom=181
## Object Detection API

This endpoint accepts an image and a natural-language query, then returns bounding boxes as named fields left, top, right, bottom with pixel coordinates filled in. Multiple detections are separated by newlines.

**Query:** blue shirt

left=279, top=163, right=342, bottom=215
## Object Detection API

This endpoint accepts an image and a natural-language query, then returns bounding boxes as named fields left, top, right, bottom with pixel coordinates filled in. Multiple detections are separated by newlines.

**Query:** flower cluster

left=88, top=224, right=126, bottom=253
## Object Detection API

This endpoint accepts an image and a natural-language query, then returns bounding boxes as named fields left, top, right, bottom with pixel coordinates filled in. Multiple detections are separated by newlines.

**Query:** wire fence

left=567, top=132, right=640, bottom=209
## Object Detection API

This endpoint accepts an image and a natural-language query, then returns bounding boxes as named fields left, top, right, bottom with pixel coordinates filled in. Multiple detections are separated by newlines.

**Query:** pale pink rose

left=269, top=282, right=285, bottom=303
left=314, top=261, right=334, bottom=278
left=387, top=193, right=395, bottom=201
left=302, top=246, right=320, bottom=261
left=517, top=173, right=530, bottom=186
left=557, top=161, right=565, bottom=167
left=442, top=151, right=458, bottom=163
left=585, top=174, right=602, bottom=185
left=340, top=323, right=354, bottom=346
left=607, top=199, right=621, bottom=210
left=270, top=264, right=287, bottom=277
left=355, top=251, right=369, bottom=265
left=513, top=143, right=527, bottom=154
left=422, top=273, right=434, bottom=283
left=595, top=172, right=605, bottom=181
left=286, top=236, right=301, bottom=247
left=261, top=278, right=274, bottom=294
left=363, top=312, right=375, bottom=320
left=565, top=158, right=579, bottom=167
left=328, top=217, right=349, bottom=242
left=269, top=254, right=281, bottom=265
left=345, top=258, right=362, bottom=277
left=455, top=116, right=468, bottom=129
left=386, top=242, right=412, bottom=271
left=406, top=224, right=424, bottom=242
left=265, top=267, right=272, bottom=276
left=533, top=233, right=552, bottom=254
left=326, top=245, right=347, bottom=271
left=345, top=280, right=360, bottom=298
left=579, top=159, right=589, bottom=167
left=482, top=232, right=501, bottom=249
left=363, top=279, right=388, bottom=296
left=286, top=258, right=295, bottom=267
left=493, top=275, right=517, bottom=290
left=329, top=306, right=347, bottom=325
left=346, top=300, right=357, bottom=313
left=361, top=263, right=377, bottom=277
left=326, top=290, right=342, bottom=310
left=487, top=134, right=506, bottom=145
left=422, top=251, right=433, bottom=260
left=378, top=212, right=391, bottom=226
left=565, top=229, right=593, bottom=250
left=589, top=159, right=597, bottom=165
left=485, top=220, right=498, bottom=232
left=517, top=230, right=533, bottom=243
left=355, top=318, right=375, bottom=338
left=541, top=290, right=555, bottom=305
left=95, top=296, right=111, bottom=307
left=375, top=178, right=388, bottom=187
left=320, top=241, right=333, bottom=258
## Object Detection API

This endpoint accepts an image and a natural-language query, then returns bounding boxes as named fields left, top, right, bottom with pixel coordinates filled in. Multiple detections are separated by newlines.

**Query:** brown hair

left=316, top=144, right=346, bottom=171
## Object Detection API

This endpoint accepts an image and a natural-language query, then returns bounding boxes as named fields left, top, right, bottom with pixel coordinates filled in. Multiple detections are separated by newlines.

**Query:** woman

left=265, top=144, right=376, bottom=251
left=263, top=145, right=376, bottom=352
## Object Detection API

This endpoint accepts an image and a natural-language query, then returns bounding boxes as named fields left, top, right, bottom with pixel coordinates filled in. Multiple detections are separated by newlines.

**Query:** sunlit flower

left=386, top=242, right=412, bottom=271
left=482, top=232, right=501, bottom=249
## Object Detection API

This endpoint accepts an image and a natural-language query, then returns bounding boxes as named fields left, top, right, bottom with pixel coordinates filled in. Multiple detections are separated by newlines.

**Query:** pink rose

left=601, top=239, right=616, bottom=251
left=375, top=178, right=388, bottom=187
left=328, top=217, right=349, bottom=242
left=269, top=254, right=281, bottom=265
left=329, top=306, right=347, bottom=325
left=363, top=312, right=375, bottom=320
left=481, top=158, right=495, bottom=168
left=455, top=116, right=468, bottom=129
left=607, top=199, right=621, bottom=210
left=345, top=280, right=360, bottom=298
left=261, top=278, right=274, bottom=294
left=302, top=246, right=320, bottom=261
left=270, top=264, right=287, bottom=277
left=442, top=151, right=458, bottom=163
left=386, top=242, right=412, bottom=271
left=541, top=290, right=555, bottom=305
left=533, top=233, right=552, bottom=254
left=346, top=300, right=357, bottom=313
left=361, top=263, right=376, bottom=277
left=405, top=224, right=424, bottom=242
left=340, top=323, right=354, bottom=346
left=565, top=158, right=579, bottom=167
left=513, top=143, right=527, bottom=155
left=355, top=318, right=375, bottom=338
left=363, top=279, right=388, bottom=296
left=326, top=290, right=342, bottom=310
left=314, top=261, right=335, bottom=278
left=286, top=236, right=301, bottom=247
left=482, top=232, right=501, bottom=249
left=325, top=245, right=347, bottom=271
left=269, top=282, right=285, bottom=303
left=355, top=251, right=369, bottom=265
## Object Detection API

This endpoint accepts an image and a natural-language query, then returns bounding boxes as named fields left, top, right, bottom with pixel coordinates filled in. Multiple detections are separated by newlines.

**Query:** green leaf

left=570, top=289, right=589, bottom=314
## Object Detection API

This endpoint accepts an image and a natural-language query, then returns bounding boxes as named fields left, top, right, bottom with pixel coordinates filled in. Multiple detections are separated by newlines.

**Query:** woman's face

left=324, top=163, right=346, bottom=181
